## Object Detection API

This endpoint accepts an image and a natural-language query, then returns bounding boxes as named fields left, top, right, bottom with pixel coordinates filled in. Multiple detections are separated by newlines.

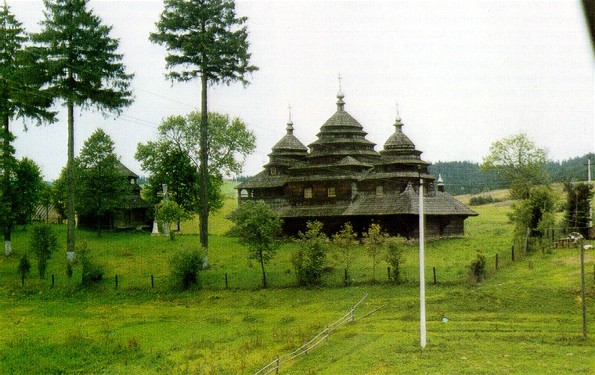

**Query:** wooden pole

left=419, top=175, right=427, bottom=349
left=580, top=242, right=587, bottom=339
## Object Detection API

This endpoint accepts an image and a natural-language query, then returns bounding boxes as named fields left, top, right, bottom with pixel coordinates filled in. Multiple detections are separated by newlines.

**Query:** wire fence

left=253, top=294, right=384, bottom=375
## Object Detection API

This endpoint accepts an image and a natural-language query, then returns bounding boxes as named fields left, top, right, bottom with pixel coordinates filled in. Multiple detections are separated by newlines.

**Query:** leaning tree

left=32, top=0, right=133, bottom=259
left=0, top=2, right=54, bottom=256
left=150, top=0, right=258, bottom=264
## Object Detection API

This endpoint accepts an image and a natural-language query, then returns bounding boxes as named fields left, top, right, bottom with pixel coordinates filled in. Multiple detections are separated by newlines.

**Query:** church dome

left=380, top=114, right=422, bottom=160
left=267, top=113, right=308, bottom=166
left=307, top=92, right=380, bottom=164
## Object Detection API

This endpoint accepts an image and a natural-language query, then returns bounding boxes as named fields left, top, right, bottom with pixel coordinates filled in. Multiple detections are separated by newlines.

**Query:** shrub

left=469, top=195, right=498, bottom=206
left=169, top=248, right=203, bottom=290
left=363, top=223, right=388, bottom=283
left=79, top=243, right=104, bottom=286
left=293, top=221, right=328, bottom=286
left=468, top=252, right=487, bottom=283
left=385, top=236, right=405, bottom=284
left=30, top=225, right=58, bottom=278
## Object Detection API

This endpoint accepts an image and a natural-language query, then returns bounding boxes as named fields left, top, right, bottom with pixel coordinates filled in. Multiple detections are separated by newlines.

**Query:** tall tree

left=32, top=0, right=133, bottom=258
left=481, top=133, right=548, bottom=199
left=150, top=0, right=258, bottom=259
left=136, top=111, right=255, bottom=259
left=0, top=2, right=55, bottom=256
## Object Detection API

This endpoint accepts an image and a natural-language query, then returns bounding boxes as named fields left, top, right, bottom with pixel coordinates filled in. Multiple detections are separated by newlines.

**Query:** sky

left=5, top=0, right=594, bottom=181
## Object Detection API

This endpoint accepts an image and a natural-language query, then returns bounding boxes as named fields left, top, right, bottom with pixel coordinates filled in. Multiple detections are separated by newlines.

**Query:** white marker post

left=419, top=176, right=427, bottom=349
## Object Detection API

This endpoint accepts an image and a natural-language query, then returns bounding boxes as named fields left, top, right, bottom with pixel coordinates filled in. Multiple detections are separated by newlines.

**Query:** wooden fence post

left=387, top=267, right=391, bottom=281
left=512, top=246, right=515, bottom=261
left=51, top=274, right=55, bottom=288
left=115, top=274, right=118, bottom=290
left=495, top=253, right=499, bottom=270
left=151, top=275, right=154, bottom=288
left=225, top=273, right=228, bottom=289
left=275, top=356, right=279, bottom=374
left=433, top=267, right=437, bottom=285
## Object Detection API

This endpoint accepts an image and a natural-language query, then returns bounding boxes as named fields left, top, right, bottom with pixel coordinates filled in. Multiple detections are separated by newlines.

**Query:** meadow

left=0, top=190, right=593, bottom=374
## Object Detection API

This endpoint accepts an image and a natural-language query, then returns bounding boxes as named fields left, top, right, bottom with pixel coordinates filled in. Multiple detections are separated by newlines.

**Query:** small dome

left=383, top=115, right=416, bottom=151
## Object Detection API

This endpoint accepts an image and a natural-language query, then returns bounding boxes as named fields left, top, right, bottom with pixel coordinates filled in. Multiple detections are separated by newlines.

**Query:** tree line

left=430, top=153, right=594, bottom=196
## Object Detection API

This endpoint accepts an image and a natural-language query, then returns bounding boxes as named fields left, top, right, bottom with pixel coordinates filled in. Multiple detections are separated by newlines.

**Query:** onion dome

left=307, top=91, right=380, bottom=164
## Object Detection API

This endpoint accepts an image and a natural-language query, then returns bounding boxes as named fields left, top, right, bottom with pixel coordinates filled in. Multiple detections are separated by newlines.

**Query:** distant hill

left=429, top=153, right=593, bottom=196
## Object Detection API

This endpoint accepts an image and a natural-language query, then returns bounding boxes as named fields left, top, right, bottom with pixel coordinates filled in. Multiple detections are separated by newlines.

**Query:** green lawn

left=0, top=198, right=593, bottom=374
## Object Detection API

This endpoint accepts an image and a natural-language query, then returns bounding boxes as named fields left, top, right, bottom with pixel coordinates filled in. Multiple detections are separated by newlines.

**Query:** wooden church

left=236, top=89, right=477, bottom=238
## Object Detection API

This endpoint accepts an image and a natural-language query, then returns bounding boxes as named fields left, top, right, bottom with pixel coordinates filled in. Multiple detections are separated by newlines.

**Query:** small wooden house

left=77, top=162, right=152, bottom=230
left=236, top=91, right=477, bottom=238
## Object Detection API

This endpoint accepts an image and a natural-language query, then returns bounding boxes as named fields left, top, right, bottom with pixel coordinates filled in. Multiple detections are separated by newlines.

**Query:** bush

left=30, top=225, right=58, bottom=279
left=469, top=195, right=498, bottom=206
left=385, top=236, right=405, bottom=284
left=79, top=243, right=104, bottom=286
left=293, top=221, right=328, bottom=287
left=169, top=248, right=203, bottom=290
left=468, top=252, right=487, bottom=283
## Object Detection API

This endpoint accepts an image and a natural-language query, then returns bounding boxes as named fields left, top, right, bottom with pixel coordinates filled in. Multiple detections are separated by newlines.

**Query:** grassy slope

left=0, top=185, right=593, bottom=374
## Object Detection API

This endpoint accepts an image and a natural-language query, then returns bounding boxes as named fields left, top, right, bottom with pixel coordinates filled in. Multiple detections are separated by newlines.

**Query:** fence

left=253, top=294, right=384, bottom=375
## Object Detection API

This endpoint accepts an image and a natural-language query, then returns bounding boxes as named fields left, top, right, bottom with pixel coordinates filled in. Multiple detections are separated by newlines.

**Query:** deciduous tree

left=481, top=133, right=548, bottom=199
left=363, top=223, right=388, bottom=283
left=332, top=222, right=358, bottom=286
left=135, top=111, right=255, bottom=248
left=229, top=200, right=281, bottom=289
left=293, top=221, right=328, bottom=286
left=33, top=0, right=133, bottom=258
left=150, top=0, right=258, bottom=258
left=563, top=181, right=593, bottom=236
left=75, top=129, right=130, bottom=234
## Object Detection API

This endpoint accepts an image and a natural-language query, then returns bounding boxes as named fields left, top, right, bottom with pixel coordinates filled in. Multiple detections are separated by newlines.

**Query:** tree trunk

left=3, top=114, right=12, bottom=257
left=199, top=73, right=209, bottom=265
left=66, top=101, right=76, bottom=259
left=259, top=250, right=267, bottom=289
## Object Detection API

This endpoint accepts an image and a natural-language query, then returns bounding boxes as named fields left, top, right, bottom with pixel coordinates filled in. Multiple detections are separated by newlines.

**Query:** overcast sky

left=6, top=0, right=594, bottom=181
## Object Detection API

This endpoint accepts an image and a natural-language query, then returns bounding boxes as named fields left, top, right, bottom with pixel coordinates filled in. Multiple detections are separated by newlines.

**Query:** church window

left=240, top=189, right=249, bottom=198
left=376, top=185, right=383, bottom=196
left=270, top=167, right=277, bottom=176
left=304, top=187, right=313, bottom=199
left=328, top=187, right=336, bottom=197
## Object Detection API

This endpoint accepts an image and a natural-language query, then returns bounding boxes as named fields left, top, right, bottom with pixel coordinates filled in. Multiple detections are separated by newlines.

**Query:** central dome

left=307, top=92, right=380, bottom=164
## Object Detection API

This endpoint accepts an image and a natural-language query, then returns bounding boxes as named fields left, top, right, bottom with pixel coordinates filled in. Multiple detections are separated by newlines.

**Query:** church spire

left=394, top=101, right=404, bottom=132
left=286, top=104, right=294, bottom=134
left=336, top=73, right=345, bottom=111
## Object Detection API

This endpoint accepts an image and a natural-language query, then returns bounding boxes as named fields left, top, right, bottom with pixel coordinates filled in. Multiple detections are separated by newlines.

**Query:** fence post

left=51, top=274, right=55, bottom=288
left=115, top=274, right=118, bottom=290
left=495, top=253, right=499, bottom=270
left=433, top=267, right=437, bottom=285
left=225, top=273, right=228, bottom=289
left=151, top=275, right=154, bottom=288
left=387, top=266, right=391, bottom=281
left=275, top=356, right=279, bottom=374
left=512, top=246, right=515, bottom=261
left=351, top=308, right=355, bottom=322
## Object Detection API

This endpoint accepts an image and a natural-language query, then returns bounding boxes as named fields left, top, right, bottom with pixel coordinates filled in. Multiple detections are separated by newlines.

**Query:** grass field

left=0, top=189, right=593, bottom=374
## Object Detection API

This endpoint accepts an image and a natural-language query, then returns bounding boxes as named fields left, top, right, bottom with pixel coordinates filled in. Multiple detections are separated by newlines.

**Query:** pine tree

left=0, top=2, right=55, bottom=256
left=32, top=0, right=133, bottom=258
left=150, top=0, right=258, bottom=265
